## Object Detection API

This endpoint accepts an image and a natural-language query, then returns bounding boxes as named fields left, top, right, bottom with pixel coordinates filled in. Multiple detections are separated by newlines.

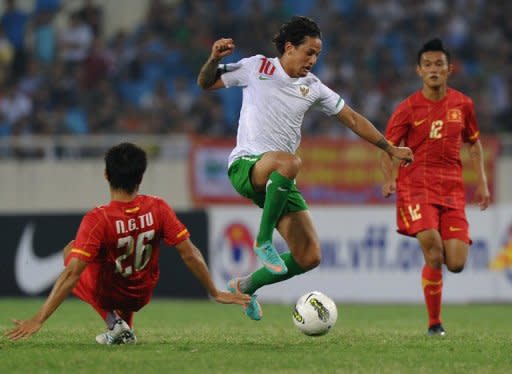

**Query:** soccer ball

left=292, top=291, right=337, bottom=336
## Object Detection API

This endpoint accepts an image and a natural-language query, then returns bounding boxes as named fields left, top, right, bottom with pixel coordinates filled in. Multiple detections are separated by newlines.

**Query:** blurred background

left=1, top=0, right=511, bottom=303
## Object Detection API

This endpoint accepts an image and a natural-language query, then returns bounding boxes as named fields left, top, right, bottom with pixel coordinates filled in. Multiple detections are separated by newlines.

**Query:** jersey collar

left=274, top=57, right=304, bottom=83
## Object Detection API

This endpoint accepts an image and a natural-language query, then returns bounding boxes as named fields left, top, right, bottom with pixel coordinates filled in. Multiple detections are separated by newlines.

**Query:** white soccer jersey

left=220, top=55, right=345, bottom=166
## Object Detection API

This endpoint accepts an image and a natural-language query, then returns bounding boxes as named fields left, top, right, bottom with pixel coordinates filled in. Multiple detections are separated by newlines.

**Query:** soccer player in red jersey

left=381, top=39, right=490, bottom=336
left=5, top=143, right=250, bottom=343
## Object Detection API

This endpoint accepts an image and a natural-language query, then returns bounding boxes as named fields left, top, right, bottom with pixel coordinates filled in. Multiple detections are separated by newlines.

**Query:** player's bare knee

left=447, top=263, right=465, bottom=273
left=298, top=255, right=320, bottom=270
left=308, top=252, right=321, bottom=269
left=292, top=251, right=316, bottom=270
left=276, top=154, right=302, bottom=178
left=425, top=248, right=444, bottom=268
left=298, top=245, right=321, bottom=270
left=449, top=266, right=464, bottom=273
left=290, top=155, right=302, bottom=173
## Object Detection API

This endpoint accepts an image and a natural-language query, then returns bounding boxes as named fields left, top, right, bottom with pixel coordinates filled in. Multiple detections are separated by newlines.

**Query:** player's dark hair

left=417, top=38, right=451, bottom=64
left=273, top=16, right=322, bottom=55
left=105, top=142, right=147, bottom=194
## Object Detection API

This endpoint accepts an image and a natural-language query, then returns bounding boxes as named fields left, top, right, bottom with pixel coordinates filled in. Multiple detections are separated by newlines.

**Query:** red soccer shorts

left=72, top=262, right=154, bottom=312
left=396, top=202, right=471, bottom=244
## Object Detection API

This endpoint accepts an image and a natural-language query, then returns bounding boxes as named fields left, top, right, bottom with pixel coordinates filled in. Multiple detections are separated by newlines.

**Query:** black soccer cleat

left=427, top=323, right=446, bottom=337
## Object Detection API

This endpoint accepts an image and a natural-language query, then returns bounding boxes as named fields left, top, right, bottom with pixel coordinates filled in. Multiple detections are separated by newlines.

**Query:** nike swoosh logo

left=449, top=226, right=463, bottom=232
left=429, top=289, right=442, bottom=295
left=266, top=179, right=272, bottom=192
left=15, top=223, right=64, bottom=295
left=262, top=261, right=284, bottom=274
left=258, top=75, right=272, bottom=80
left=414, top=119, right=427, bottom=126
left=277, top=187, right=288, bottom=192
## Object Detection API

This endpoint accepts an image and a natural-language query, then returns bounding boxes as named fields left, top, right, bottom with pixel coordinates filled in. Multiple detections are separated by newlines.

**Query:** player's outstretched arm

left=469, top=139, right=490, bottom=210
left=197, top=38, right=235, bottom=90
left=380, top=150, right=398, bottom=198
left=336, top=104, right=414, bottom=164
left=5, top=257, right=87, bottom=341
left=175, top=239, right=251, bottom=305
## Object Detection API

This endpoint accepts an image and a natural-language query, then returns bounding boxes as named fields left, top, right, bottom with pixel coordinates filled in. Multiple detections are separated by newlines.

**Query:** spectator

left=58, top=11, right=93, bottom=65
left=0, top=25, right=13, bottom=84
left=110, top=30, right=136, bottom=74
left=0, top=0, right=511, bottom=146
left=34, top=0, right=60, bottom=13
left=82, top=36, right=113, bottom=90
left=1, top=0, right=29, bottom=78
left=31, top=9, right=57, bottom=65
left=77, top=0, right=103, bottom=36
left=18, top=58, right=45, bottom=97
left=0, top=80, right=32, bottom=133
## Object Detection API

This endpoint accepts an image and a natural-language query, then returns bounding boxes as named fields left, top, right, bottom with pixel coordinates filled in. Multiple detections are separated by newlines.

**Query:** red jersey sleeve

left=462, top=97, right=479, bottom=144
left=158, top=199, right=190, bottom=246
left=68, top=209, right=105, bottom=263
left=385, top=100, right=411, bottom=145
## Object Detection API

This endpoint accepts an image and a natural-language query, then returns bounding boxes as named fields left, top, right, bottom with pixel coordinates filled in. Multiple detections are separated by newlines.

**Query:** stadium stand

left=0, top=0, right=511, bottom=159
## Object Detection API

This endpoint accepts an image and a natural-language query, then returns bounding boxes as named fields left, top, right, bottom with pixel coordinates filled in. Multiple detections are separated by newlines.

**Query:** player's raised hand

left=474, top=181, right=490, bottom=211
left=382, top=181, right=396, bottom=198
left=213, top=291, right=251, bottom=306
left=211, top=38, right=235, bottom=60
left=5, top=318, right=43, bottom=341
left=390, top=146, right=414, bottom=165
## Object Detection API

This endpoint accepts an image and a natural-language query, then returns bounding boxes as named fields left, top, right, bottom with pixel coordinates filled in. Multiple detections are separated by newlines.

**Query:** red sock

left=422, top=265, right=443, bottom=327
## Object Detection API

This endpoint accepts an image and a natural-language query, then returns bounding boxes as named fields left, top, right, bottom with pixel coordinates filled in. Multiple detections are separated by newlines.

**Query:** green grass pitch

left=1, top=298, right=511, bottom=373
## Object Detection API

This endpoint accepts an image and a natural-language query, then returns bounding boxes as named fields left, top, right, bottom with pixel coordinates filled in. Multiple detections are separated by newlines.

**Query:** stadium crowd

left=0, top=0, right=510, bottom=141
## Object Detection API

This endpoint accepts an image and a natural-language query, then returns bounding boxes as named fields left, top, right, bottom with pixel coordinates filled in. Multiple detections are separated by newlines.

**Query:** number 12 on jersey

left=429, top=120, right=443, bottom=139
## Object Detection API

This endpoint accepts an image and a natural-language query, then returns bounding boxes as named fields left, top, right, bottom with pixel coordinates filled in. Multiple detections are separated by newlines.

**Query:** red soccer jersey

left=385, top=88, right=479, bottom=209
left=67, top=195, right=190, bottom=302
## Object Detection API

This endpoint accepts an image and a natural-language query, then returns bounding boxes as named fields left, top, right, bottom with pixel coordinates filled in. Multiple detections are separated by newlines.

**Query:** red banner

left=189, top=136, right=498, bottom=206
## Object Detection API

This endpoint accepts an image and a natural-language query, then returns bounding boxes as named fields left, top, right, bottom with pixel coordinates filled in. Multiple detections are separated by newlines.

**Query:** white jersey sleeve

left=219, top=55, right=263, bottom=88
left=313, top=81, right=345, bottom=116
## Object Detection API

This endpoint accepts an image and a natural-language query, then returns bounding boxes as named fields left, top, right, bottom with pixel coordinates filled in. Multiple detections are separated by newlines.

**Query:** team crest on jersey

left=447, top=108, right=462, bottom=122
left=299, top=85, right=310, bottom=97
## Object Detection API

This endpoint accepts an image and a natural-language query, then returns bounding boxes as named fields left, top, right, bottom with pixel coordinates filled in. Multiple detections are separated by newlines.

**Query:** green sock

left=256, top=171, right=293, bottom=246
left=244, top=252, right=306, bottom=295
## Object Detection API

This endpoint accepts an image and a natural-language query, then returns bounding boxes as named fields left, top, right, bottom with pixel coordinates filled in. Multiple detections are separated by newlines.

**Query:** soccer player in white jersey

left=197, top=16, right=413, bottom=320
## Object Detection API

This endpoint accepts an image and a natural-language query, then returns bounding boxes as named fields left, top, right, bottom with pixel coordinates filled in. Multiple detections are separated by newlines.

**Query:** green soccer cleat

left=254, top=241, right=288, bottom=275
left=227, top=278, right=263, bottom=321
